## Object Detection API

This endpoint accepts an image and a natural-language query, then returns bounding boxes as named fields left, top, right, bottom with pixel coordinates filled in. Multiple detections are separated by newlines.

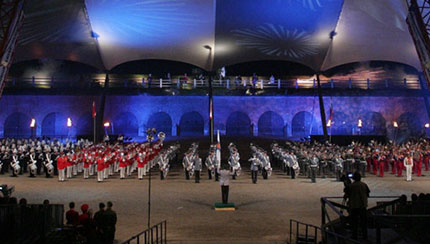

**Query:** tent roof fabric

left=13, top=0, right=421, bottom=72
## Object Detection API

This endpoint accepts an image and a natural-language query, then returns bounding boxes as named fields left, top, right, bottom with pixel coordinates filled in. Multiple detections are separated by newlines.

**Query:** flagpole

left=93, top=116, right=96, bottom=143
left=92, top=101, right=97, bottom=143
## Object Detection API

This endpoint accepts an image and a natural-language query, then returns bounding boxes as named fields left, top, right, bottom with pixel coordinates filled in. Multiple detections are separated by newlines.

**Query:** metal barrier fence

left=289, top=219, right=360, bottom=244
left=121, top=220, right=167, bottom=244
left=5, top=76, right=422, bottom=90
left=0, top=204, right=64, bottom=244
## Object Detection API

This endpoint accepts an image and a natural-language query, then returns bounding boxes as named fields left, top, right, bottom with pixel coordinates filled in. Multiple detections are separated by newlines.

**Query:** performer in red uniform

left=397, top=153, right=404, bottom=177
left=119, top=152, right=127, bottom=179
left=424, top=150, right=429, bottom=171
left=372, top=153, right=379, bottom=175
left=416, top=153, right=423, bottom=177
left=57, top=152, right=66, bottom=182
left=83, top=151, right=90, bottom=179
left=379, top=155, right=386, bottom=177
left=96, top=155, right=104, bottom=182
left=137, top=152, right=146, bottom=180
left=65, top=152, right=73, bottom=179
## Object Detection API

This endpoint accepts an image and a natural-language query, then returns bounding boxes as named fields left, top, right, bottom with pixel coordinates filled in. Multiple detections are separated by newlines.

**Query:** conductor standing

left=219, top=165, right=231, bottom=204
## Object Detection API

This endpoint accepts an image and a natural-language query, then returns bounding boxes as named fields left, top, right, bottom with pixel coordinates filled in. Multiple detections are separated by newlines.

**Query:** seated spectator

left=66, top=202, right=79, bottom=226
left=43, top=199, right=50, bottom=205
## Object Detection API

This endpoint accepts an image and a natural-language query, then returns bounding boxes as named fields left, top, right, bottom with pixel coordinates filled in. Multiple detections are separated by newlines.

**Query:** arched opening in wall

left=179, top=111, right=204, bottom=136
left=331, top=112, right=352, bottom=135
left=397, top=112, right=423, bottom=142
left=258, top=111, right=284, bottom=137
left=113, top=112, right=139, bottom=137
left=147, top=112, right=172, bottom=136
left=226, top=111, right=251, bottom=136
left=41, top=112, right=68, bottom=139
left=76, top=112, right=93, bottom=137
left=362, top=112, right=386, bottom=135
left=292, top=111, right=317, bottom=137
left=4, top=112, right=31, bottom=138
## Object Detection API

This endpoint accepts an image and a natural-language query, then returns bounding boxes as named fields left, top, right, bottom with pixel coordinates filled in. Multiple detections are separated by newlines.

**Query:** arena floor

left=1, top=166, right=429, bottom=243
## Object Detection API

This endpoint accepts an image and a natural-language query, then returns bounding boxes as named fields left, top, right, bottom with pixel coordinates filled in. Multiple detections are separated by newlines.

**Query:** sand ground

left=1, top=165, right=428, bottom=243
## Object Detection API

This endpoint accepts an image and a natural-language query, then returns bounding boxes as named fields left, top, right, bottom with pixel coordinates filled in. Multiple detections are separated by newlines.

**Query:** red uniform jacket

left=57, top=156, right=65, bottom=170
left=97, top=158, right=104, bottom=171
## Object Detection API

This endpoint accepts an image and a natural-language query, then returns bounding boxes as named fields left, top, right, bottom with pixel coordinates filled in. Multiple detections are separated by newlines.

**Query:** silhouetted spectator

left=66, top=202, right=79, bottom=226
left=94, top=202, right=106, bottom=242
left=344, top=172, right=370, bottom=240
left=411, top=193, right=418, bottom=202
left=8, top=197, right=17, bottom=204
left=43, top=199, right=50, bottom=205
left=19, top=198, right=27, bottom=206
left=82, top=209, right=100, bottom=244
left=104, top=201, right=117, bottom=244
left=79, top=204, right=89, bottom=225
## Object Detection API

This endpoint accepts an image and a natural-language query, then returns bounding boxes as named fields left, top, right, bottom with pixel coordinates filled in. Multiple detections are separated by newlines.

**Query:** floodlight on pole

left=326, top=119, right=332, bottom=128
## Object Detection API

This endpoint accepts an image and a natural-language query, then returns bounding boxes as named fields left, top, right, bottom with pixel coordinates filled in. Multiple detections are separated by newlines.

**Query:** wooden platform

left=215, top=202, right=236, bottom=211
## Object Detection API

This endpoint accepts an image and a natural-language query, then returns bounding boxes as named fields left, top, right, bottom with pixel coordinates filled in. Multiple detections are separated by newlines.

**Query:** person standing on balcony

left=345, top=172, right=370, bottom=240
left=252, top=73, right=257, bottom=87
left=269, top=75, right=275, bottom=84
left=147, top=74, right=152, bottom=88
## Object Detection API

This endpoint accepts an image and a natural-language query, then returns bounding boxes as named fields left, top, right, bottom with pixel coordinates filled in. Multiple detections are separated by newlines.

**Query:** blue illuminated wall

left=0, top=94, right=427, bottom=142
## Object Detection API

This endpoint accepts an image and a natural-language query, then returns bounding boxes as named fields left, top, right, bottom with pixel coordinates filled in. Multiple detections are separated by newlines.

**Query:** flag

left=328, top=104, right=333, bottom=122
left=92, top=101, right=96, bottom=118
left=216, top=130, right=221, bottom=167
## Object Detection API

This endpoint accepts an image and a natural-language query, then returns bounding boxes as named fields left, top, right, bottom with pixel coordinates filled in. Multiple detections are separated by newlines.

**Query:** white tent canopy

left=13, top=0, right=421, bottom=72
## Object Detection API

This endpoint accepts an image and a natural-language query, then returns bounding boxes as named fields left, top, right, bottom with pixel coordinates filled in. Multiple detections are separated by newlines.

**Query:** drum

left=13, top=164, right=21, bottom=175
left=47, top=164, right=54, bottom=175
left=30, top=164, right=37, bottom=171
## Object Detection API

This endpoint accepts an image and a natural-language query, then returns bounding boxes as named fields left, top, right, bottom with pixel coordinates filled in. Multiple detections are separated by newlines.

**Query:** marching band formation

left=271, top=139, right=430, bottom=183
left=3, top=135, right=430, bottom=184
left=0, top=133, right=182, bottom=182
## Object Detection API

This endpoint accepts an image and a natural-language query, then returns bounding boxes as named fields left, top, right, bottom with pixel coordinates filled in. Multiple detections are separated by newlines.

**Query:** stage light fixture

left=358, top=119, right=362, bottom=128
left=104, top=122, right=110, bottom=128
left=393, top=121, right=398, bottom=128
left=30, top=118, right=36, bottom=128
left=425, top=123, right=430, bottom=128
left=327, top=119, right=332, bottom=127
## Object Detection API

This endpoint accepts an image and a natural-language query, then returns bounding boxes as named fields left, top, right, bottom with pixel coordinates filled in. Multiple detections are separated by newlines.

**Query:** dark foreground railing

left=0, top=204, right=64, bottom=244
left=122, top=220, right=167, bottom=244
left=289, top=219, right=359, bottom=244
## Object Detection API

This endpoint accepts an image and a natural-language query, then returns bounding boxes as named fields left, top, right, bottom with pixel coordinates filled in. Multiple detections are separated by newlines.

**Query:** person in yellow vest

left=403, top=152, right=414, bottom=182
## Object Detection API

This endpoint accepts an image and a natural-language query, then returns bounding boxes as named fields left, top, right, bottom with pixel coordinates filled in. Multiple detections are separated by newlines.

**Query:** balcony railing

left=5, top=76, right=422, bottom=90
